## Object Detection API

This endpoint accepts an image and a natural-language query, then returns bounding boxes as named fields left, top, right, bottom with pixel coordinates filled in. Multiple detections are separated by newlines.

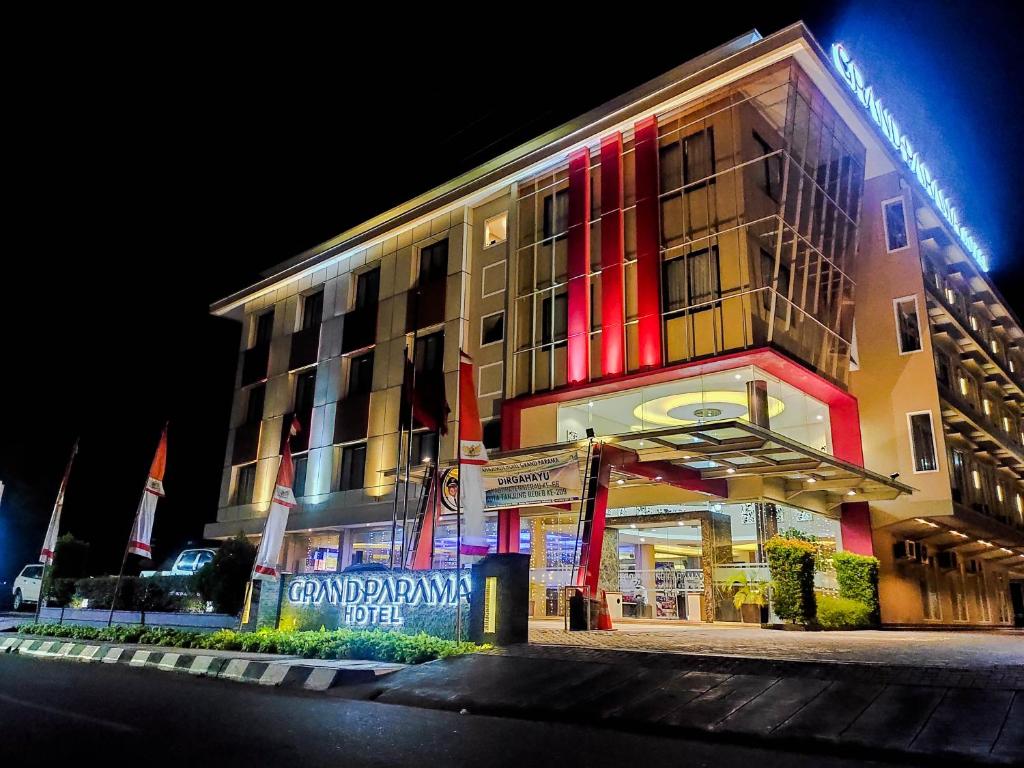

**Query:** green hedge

left=45, top=576, right=200, bottom=612
left=816, top=595, right=873, bottom=629
left=15, top=623, right=486, bottom=664
left=833, top=552, right=879, bottom=619
left=764, top=536, right=817, bottom=624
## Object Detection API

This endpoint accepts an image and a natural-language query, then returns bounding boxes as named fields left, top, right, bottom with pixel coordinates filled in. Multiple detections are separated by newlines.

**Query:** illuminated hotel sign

left=286, top=571, right=471, bottom=628
left=831, top=43, right=989, bottom=272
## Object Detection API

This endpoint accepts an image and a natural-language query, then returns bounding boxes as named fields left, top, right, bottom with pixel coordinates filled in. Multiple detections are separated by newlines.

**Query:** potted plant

left=728, top=572, right=768, bottom=624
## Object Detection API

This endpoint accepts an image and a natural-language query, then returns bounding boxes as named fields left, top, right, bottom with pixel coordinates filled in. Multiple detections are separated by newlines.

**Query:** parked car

left=12, top=564, right=44, bottom=611
left=139, top=548, right=216, bottom=577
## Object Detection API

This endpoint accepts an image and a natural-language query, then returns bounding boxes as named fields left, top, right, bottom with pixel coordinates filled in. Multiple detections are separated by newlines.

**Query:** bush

left=55, top=575, right=198, bottom=611
left=833, top=552, right=879, bottom=619
left=764, top=536, right=817, bottom=624
left=15, top=623, right=486, bottom=664
left=194, top=534, right=256, bottom=615
left=49, top=534, right=90, bottom=580
left=817, top=595, right=873, bottom=629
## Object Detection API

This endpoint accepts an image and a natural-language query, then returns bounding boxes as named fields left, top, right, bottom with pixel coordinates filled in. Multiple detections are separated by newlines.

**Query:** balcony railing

left=938, top=381, right=1024, bottom=464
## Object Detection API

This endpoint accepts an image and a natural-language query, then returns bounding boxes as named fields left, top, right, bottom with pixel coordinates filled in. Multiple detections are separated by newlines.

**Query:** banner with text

left=483, top=452, right=582, bottom=510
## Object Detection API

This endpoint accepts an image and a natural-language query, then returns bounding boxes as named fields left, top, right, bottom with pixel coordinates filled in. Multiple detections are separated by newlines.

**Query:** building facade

left=206, top=24, right=1024, bottom=627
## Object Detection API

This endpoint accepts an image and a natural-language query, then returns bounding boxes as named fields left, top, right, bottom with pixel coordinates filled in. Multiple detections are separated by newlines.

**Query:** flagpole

left=455, top=352, right=464, bottom=643
left=395, top=287, right=421, bottom=569
left=108, top=425, right=164, bottom=628
left=36, top=438, right=79, bottom=625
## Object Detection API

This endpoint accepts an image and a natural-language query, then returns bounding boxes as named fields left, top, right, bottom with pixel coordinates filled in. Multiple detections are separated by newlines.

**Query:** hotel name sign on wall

left=831, top=42, right=988, bottom=272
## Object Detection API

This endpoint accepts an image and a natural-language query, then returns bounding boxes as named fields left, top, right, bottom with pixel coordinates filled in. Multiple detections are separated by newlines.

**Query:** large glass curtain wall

left=513, top=62, right=865, bottom=396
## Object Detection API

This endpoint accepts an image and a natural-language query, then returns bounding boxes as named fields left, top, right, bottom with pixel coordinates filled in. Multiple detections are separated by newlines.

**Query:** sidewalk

left=0, top=634, right=404, bottom=690
left=340, top=643, right=1023, bottom=765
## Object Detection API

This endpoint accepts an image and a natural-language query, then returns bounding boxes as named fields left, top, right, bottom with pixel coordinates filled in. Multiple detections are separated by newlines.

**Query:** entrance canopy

left=476, top=419, right=914, bottom=516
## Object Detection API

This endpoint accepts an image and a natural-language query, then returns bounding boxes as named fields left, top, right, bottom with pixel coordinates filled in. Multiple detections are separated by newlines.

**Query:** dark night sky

left=2, top=2, right=1021, bottom=582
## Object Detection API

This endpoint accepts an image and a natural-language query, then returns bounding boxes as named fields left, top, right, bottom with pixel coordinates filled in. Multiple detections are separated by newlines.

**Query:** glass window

left=542, top=190, right=569, bottom=240
left=301, top=290, right=324, bottom=331
left=481, top=311, right=504, bottom=346
left=355, top=267, right=380, bottom=310
left=293, top=454, right=308, bottom=497
left=254, top=310, right=274, bottom=347
left=484, top=212, right=508, bottom=247
left=541, top=294, right=568, bottom=344
left=245, top=383, right=265, bottom=425
left=235, top=463, right=257, bottom=505
left=663, top=246, right=720, bottom=313
left=414, top=332, right=444, bottom=375
left=909, top=412, right=938, bottom=472
left=338, top=443, right=366, bottom=491
left=410, top=431, right=438, bottom=466
left=419, top=239, right=449, bottom=284
left=304, top=533, right=339, bottom=572
left=294, top=370, right=317, bottom=414
left=883, top=199, right=909, bottom=252
left=753, top=131, right=782, bottom=199
left=348, top=351, right=374, bottom=397
left=349, top=527, right=402, bottom=567
left=683, top=128, right=715, bottom=186
left=482, top=419, right=502, bottom=451
left=894, top=296, right=922, bottom=354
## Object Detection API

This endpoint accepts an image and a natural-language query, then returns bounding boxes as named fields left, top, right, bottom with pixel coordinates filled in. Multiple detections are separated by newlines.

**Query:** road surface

left=0, top=653, right=900, bottom=766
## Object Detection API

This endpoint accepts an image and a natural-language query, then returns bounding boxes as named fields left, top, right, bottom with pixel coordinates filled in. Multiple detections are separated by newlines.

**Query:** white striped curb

left=2, top=635, right=404, bottom=691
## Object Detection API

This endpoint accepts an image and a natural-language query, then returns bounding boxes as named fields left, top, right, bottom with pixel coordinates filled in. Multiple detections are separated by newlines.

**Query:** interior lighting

left=847, top=490, right=856, bottom=496
left=633, top=390, right=785, bottom=427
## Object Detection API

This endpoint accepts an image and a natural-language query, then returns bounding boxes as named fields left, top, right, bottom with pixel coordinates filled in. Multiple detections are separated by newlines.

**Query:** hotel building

left=206, top=23, right=1024, bottom=628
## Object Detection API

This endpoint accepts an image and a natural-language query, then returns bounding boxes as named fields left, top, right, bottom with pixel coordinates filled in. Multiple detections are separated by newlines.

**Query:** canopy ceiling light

left=632, top=390, right=785, bottom=427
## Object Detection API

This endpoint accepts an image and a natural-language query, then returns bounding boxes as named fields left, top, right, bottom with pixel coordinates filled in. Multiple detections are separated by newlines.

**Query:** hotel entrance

left=497, top=357, right=913, bottom=627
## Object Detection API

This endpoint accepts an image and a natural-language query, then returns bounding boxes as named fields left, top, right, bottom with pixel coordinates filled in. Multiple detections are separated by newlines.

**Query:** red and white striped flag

left=253, top=417, right=300, bottom=580
left=458, top=351, right=489, bottom=559
left=128, top=427, right=168, bottom=558
left=40, top=440, right=79, bottom=564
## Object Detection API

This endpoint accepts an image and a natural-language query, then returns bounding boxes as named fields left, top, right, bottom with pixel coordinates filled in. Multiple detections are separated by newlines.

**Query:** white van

left=12, top=564, right=43, bottom=610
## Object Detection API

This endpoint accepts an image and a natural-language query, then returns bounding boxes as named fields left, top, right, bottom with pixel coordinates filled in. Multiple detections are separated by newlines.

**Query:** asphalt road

left=0, top=654, right=903, bottom=767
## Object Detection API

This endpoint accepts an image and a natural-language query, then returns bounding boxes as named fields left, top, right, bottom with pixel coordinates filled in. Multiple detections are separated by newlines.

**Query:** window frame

left=293, top=453, right=309, bottom=498
left=252, top=310, right=274, bottom=348
left=481, top=260, right=507, bottom=298
left=881, top=196, right=911, bottom=253
left=418, top=239, right=449, bottom=285
left=347, top=350, right=374, bottom=398
left=907, top=410, right=940, bottom=474
left=234, top=463, right=257, bottom=505
left=892, top=294, right=923, bottom=355
left=337, top=442, right=367, bottom=492
left=299, top=289, right=324, bottom=332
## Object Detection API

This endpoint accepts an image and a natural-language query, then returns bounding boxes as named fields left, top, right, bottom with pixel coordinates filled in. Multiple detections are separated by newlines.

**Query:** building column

left=597, top=527, right=620, bottom=597
left=840, top=501, right=874, bottom=555
left=637, top=543, right=657, bottom=618
left=634, top=116, right=663, bottom=369
left=566, top=148, right=591, bottom=385
left=700, top=511, right=734, bottom=622
left=497, top=508, right=520, bottom=553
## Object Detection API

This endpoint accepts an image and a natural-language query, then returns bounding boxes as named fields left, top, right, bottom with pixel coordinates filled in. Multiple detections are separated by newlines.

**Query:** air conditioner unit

left=894, top=540, right=919, bottom=561
left=936, top=551, right=959, bottom=570
left=964, top=559, right=981, bottom=574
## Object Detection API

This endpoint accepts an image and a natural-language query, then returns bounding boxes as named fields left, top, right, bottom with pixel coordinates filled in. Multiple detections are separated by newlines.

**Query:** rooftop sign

left=831, top=43, right=989, bottom=271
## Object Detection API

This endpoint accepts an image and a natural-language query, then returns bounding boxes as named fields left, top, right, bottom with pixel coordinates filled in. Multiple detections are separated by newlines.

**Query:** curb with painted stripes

left=0, top=636, right=402, bottom=691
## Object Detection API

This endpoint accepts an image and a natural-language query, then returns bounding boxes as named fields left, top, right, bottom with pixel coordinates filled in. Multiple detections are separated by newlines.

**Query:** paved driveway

left=528, top=619, right=1024, bottom=668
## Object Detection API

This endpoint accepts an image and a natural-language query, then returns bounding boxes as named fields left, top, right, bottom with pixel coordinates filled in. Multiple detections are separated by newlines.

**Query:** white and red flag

left=128, top=427, right=168, bottom=558
left=40, top=440, right=79, bottom=564
left=458, top=351, right=489, bottom=559
left=253, top=417, right=300, bottom=580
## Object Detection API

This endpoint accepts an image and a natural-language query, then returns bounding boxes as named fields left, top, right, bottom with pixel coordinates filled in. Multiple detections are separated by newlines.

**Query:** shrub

left=49, top=534, right=90, bottom=580
left=764, top=535, right=817, bottom=624
left=833, top=552, right=880, bottom=618
left=194, top=534, right=256, bottom=615
left=816, top=595, right=873, bottom=629
left=14, top=623, right=486, bottom=663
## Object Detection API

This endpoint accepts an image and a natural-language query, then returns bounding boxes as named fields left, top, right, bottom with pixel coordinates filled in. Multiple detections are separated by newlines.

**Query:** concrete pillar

left=755, top=502, right=779, bottom=562
left=840, top=501, right=874, bottom=555
left=638, top=543, right=657, bottom=618
left=597, top=528, right=620, bottom=597
left=700, top=512, right=734, bottom=622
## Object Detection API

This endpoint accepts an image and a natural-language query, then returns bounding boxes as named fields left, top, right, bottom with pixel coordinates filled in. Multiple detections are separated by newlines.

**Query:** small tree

left=50, top=533, right=90, bottom=580
left=833, top=551, right=880, bottom=622
left=194, top=534, right=257, bottom=615
left=764, top=535, right=817, bottom=624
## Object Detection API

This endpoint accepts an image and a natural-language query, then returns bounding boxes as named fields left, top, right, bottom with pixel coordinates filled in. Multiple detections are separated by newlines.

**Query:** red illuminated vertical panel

left=566, top=148, right=591, bottom=385
left=497, top=508, right=520, bottom=553
left=600, top=133, right=626, bottom=377
left=633, top=116, right=663, bottom=369
left=840, top=502, right=874, bottom=555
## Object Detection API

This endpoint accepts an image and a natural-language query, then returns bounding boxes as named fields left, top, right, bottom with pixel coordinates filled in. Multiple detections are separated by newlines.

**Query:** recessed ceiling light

left=616, top=479, right=624, bottom=485
left=655, top=475, right=663, bottom=481
left=640, top=538, right=646, bottom=543
left=734, top=374, right=742, bottom=380
left=630, top=524, right=637, bottom=529
left=847, top=490, right=856, bottom=496
left=726, top=468, right=736, bottom=474
left=807, top=477, right=817, bottom=484
left=677, top=520, right=685, bottom=526
left=588, top=401, right=594, bottom=407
